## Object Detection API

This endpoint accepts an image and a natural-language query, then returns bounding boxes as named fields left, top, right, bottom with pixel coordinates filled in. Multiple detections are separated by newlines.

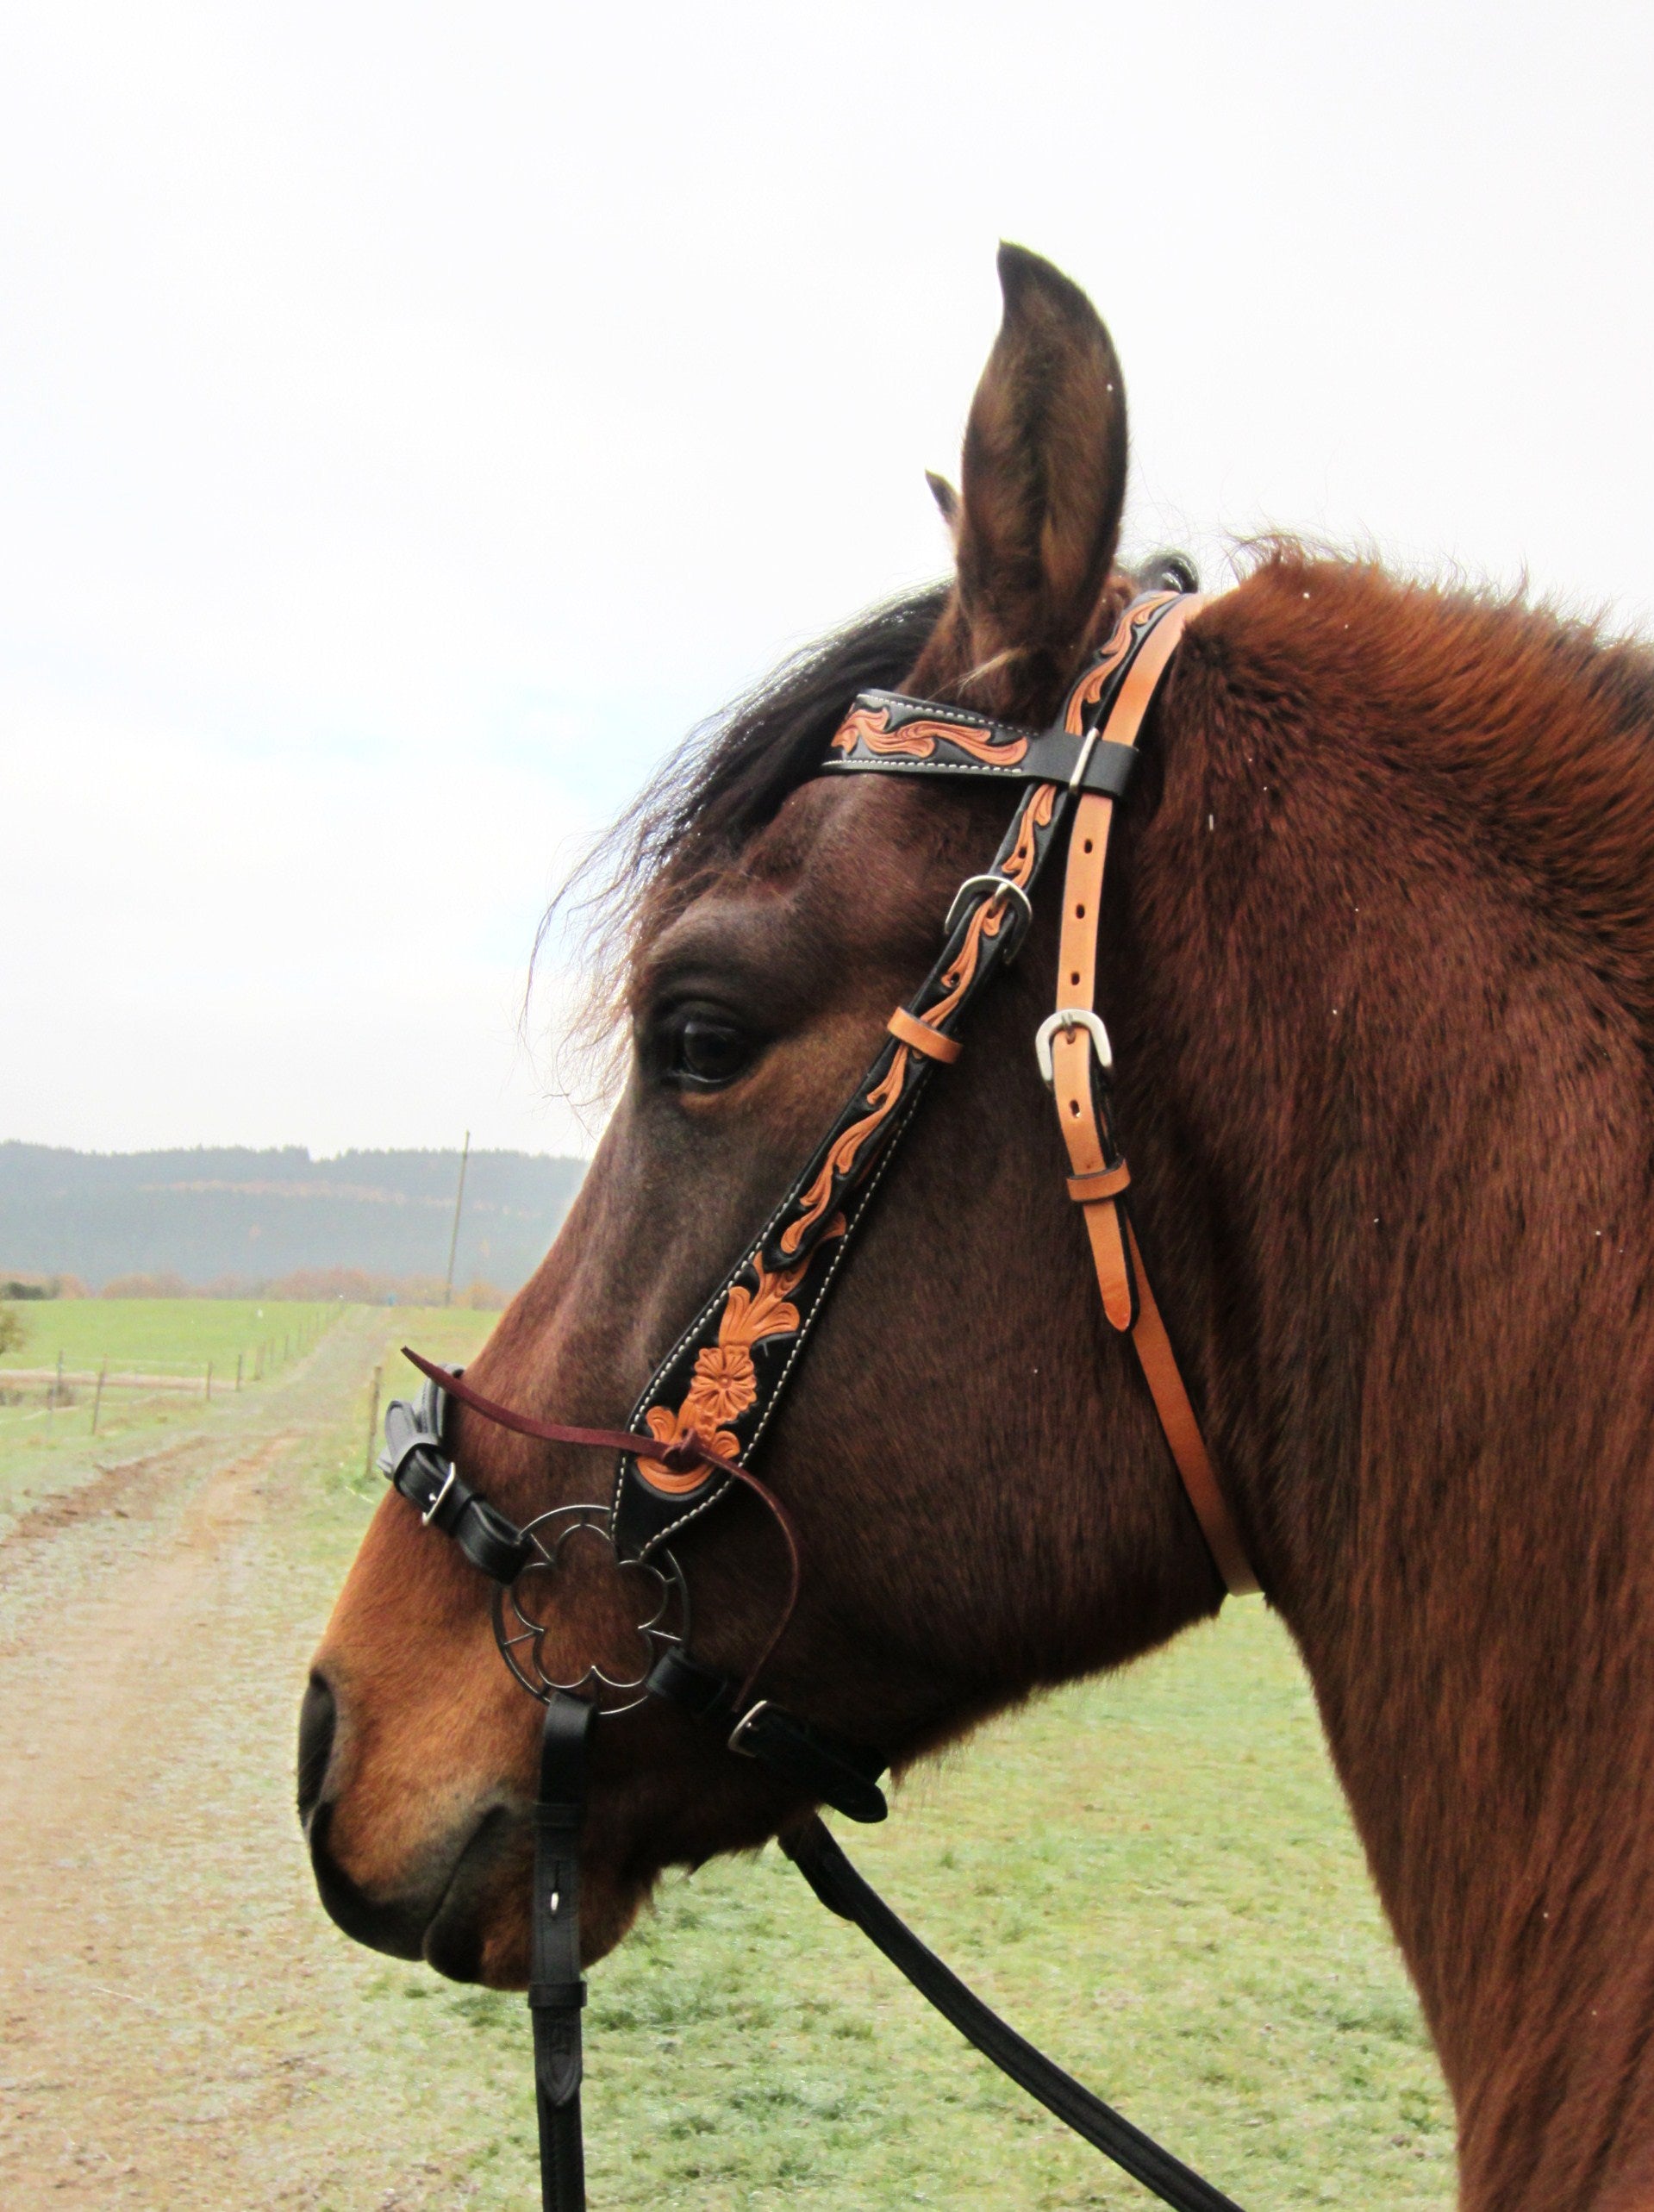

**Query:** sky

left=3, top=1, right=1651, bottom=1159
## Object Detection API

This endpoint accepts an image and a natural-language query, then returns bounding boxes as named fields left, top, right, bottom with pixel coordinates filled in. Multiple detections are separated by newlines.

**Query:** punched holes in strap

left=888, top=1006, right=961, bottom=1065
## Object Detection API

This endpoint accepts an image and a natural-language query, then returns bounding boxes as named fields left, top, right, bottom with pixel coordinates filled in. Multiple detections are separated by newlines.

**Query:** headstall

left=377, top=588, right=1257, bottom=2212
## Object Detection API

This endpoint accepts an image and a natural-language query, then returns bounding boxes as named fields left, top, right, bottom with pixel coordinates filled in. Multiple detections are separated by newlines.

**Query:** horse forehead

left=745, top=771, right=956, bottom=915
left=636, top=774, right=965, bottom=985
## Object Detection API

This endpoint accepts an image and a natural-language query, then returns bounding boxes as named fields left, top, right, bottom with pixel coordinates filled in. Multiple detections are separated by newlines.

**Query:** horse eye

left=663, top=1012, right=755, bottom=1091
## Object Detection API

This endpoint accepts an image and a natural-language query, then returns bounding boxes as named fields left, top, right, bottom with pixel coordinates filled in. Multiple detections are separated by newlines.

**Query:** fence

left=0, top=1314, right=333, bottom=1436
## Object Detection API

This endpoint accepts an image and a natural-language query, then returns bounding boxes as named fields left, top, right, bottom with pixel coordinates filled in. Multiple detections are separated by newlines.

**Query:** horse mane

left=537, top=552, right=1202, bottom=1057
left=535, top=584, right=950, bottom=1081
left=1205, top=547, right=1654, bottom=1041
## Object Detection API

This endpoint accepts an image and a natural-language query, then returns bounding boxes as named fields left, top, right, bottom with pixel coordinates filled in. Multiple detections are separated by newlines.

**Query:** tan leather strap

left=887, top=1005, right=963, bottom=1064
left=1048, top=597, right=1259, bottom=1601
left=1066, top=1162, right=1131, bottom=1203
left=1125, top=1225, right=1259, bottom=1597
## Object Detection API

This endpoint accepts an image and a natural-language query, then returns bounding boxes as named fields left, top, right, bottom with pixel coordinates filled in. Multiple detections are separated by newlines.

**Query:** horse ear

left=926, top=469, right=960, bottom=537
left=908, top=243, right=1128, bottom=713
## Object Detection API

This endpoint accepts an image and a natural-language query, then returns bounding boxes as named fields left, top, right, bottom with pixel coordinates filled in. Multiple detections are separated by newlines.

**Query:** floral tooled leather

left=778, top=1053, right=908, bottom=1259
left=635, top=1230, right=841, bottom=1495
left=1062, top=593, right=1178, bottom=734
left=831, top=702, right=1029, bottom=766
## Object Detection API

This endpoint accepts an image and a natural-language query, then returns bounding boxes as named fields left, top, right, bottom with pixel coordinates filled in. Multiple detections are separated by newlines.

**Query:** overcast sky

left=3, top=1, right=1651, bottom=1159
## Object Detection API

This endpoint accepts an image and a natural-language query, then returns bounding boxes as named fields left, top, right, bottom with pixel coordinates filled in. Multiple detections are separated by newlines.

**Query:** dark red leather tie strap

left=403, top=1348, right=711, bottom=1475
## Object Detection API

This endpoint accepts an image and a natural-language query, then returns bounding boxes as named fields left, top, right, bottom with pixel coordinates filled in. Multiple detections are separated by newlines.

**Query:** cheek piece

left=376, top=590, right=1255, bottom=2212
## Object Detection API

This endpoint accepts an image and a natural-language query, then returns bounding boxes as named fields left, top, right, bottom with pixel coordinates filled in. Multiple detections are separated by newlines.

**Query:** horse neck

left=1122, top=592, right=1654, bottom=2209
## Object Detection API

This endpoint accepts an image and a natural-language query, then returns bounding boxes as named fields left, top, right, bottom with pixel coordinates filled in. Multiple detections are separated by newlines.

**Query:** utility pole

left=443, top=1130, right=471, bottom=1309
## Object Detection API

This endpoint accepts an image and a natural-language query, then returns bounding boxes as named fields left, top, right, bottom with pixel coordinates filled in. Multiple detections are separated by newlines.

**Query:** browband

left=825, top=690, right=1141, bottom=797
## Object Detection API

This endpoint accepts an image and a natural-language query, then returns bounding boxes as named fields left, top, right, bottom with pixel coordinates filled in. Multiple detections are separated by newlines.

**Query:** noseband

left=377, top=590, right=1256, bottom=2211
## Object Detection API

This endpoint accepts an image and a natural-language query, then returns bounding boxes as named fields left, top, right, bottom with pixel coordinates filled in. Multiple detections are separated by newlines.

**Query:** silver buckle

left=727, top=1700, right=773, bottom=1758
left=1034, top=1008, right=1113, bottom=1088
left=943, top=873, right=1034, bottom=945
left=421, top=1463, right=458, bottom=1527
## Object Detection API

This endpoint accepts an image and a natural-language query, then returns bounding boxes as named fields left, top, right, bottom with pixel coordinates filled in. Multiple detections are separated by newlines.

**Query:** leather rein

left=377, top=590, right=1258, bottom=2211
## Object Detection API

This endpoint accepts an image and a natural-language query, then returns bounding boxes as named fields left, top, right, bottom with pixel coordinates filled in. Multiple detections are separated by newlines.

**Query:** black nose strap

left=379, top=1378, right=534, bottom=1584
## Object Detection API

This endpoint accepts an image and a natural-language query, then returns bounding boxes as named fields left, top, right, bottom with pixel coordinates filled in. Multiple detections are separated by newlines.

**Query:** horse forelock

left=534, top=584, right=951, bottom=1093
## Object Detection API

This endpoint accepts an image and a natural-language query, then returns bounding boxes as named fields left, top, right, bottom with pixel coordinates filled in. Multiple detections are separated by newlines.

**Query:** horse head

left=297, top=246, right=1226, bottom=1986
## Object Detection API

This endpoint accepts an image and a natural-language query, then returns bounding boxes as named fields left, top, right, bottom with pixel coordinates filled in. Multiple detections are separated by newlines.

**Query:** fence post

left=50, top=1348, right=63, bottom=1428
left=235, top=1352, right=243, bottom=1393
left=205, top=1361, right=213, bottom=1402
left=365, top=1365, right=382, bottom=1481
left=91, top=1358, right=107, bottom=1437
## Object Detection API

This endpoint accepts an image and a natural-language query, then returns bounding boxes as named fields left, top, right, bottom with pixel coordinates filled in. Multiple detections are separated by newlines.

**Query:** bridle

left=376, top=588, right=1259, bottom=2211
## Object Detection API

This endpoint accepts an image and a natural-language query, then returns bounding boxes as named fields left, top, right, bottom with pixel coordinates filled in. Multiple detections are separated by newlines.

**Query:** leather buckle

left=1034, top=1008, right=1113, bottom=1087
left=421, top=1463, right=457, bottom=1526
left=943, top=874, right=1033, bottom=959
left=726, top=1699, right=773, bottom=1759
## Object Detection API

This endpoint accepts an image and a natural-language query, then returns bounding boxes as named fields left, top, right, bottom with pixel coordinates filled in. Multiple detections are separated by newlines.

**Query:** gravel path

left=0, top=1311, right=507, bottom=2209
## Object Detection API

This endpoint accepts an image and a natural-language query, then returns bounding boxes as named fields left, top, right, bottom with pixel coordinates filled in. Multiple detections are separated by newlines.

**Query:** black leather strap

left=824, top=691, right=1140, bottom=797
left=378, top=1376, right=533, bottom=1584
left=783, top=1816, right=1247, bottom=2212
left=727, top=1702, right=888, bottom=1823
left=646, top=1649, right=889, bottom=1823
left=530, top=1694, right=594, bottom=2212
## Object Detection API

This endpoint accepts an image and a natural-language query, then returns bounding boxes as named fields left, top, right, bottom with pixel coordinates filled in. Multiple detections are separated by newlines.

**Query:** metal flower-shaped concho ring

left=490, top=1503, right=690, bottom=1715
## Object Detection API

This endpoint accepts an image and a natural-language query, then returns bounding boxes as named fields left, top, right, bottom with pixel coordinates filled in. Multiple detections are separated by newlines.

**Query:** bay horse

left=301, top=245, right=1654, bottom=2211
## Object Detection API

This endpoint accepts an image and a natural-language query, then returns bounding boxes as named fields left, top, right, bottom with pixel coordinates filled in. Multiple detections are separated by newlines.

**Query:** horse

left=299, top=244, right=1654, bottom=2211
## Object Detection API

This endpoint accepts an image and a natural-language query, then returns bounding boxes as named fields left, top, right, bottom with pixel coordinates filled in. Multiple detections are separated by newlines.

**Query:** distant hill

left=0, top=1143, right=584, bottom=1293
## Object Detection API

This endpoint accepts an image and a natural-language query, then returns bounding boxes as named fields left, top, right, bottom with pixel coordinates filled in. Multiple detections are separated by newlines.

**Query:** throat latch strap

left=1045, top=597, right=1259, bottom=1598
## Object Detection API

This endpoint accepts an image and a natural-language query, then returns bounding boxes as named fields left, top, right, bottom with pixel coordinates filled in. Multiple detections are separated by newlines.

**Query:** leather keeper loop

left=527, top=1982, right=588, bottom=2009
left=888, top=1006, right=962, bottom=1065
left=1066, top=1162, right=1131, bottom=1204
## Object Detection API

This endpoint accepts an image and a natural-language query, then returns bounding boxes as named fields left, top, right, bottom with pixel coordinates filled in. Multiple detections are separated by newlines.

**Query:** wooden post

left=91, top=1358, right=107, bottom=1437
left=444, top=1131, right=471, bottom=1309
left=365, top=1365, right=382, bottom=1480
left=205, top=1360, right=213, bottom=1402
left=50, top=1348, right=62, bottom=1427
left=255, top=1341, right=264, bottom=1382
left=235, top=1352, right=243, bottom=1393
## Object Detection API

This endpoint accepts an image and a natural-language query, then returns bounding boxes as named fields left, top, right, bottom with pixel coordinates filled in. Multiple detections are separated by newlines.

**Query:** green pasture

left=0, top=1297, right=337, bottom=1521
left=0, top=1294, right=333, bottom=1378
left=289, top=1348, right=1455, bottom=2210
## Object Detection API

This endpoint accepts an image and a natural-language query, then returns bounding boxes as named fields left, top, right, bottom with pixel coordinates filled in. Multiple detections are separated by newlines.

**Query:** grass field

left=367, top=1605, right=1457, bottom=2209
left=0, top=1302, right=1458, bottom=2207
left=0, top=1294, right=334, bottom=1378
left=0, top=1297, right=335, bottom=1524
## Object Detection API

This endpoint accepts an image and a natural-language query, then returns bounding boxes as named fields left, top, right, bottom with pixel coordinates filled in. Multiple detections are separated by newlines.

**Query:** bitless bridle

left=378, top=590, right=1258, bottom=2211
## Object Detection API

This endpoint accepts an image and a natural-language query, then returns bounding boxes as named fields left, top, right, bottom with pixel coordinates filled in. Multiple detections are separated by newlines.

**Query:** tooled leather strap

left=1046, top=598, right=1259, bottom=1599
left=609, top=769, right=1069, bottom=1561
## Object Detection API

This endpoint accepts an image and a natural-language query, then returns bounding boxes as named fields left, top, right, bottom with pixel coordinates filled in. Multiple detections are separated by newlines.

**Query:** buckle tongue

left=1034, top=1008, right=1113, bottom=1087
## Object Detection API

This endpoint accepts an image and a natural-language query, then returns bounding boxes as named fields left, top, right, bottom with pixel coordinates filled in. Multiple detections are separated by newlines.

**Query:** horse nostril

left=296, top=1671, right=338, bottom=1826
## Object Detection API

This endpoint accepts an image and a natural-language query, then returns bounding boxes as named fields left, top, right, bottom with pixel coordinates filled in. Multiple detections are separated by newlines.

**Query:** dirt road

left=0, top=1310, right=516, bottom=2210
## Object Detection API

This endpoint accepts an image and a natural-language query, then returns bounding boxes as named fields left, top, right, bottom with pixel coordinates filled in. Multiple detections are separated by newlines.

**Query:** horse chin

left=419, top=1808, right=648, bottom=1989
left=466, top=1865, right=646, bottom=1989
